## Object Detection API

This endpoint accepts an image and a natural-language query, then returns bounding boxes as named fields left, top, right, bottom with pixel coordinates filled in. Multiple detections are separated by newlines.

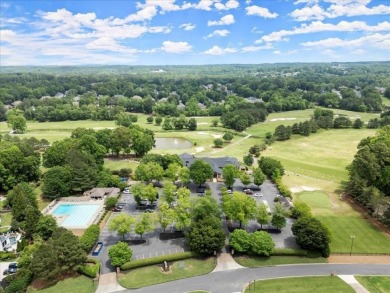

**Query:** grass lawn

left=355, top=276, right=390, bottom=293
left=27, top=275, right=97, bottom=293
left=234, top=255, right=327, bottom=268
left=382, top=97, right=390, bottom=107
left=118, top=257, right=216, bottom=289
left=244, top=276, right=355, bottom=293
left=103, top=158, right=140, bottom=171
left=0, top=212, right=12, bottom=233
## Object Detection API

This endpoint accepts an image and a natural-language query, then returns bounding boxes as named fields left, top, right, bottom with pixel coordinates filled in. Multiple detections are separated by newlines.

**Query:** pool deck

left=47, top=199, right=105, bottom=232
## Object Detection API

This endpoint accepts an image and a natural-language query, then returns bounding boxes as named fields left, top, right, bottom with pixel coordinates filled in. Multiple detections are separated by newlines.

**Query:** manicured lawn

left=0, top=212, right=12, bottom=233
left=244, top=276, right=355, bottom=293
left=118, top=257, right=216, bottom=289
left=27, top=275, right=97, bottom=293
left=103, top=158, right=139, bottom=171
left=234, top=255, right=327, bottom=268
left=355, top=276, right=390, bottom=293
left=296, top=191, right=332, bottom=211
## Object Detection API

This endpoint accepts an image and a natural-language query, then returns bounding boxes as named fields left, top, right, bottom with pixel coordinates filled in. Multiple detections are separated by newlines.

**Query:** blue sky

left=0, top=0, right=389, bottom=65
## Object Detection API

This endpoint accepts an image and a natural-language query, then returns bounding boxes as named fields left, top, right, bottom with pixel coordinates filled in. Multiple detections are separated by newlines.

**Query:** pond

left=154, top=137, right=192, bottom=149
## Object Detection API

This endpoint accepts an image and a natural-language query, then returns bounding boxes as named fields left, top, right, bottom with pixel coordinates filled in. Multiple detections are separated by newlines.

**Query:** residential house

left=83, top=187, right=120, bottom=200
left=0, top=232, right=21, bottom=252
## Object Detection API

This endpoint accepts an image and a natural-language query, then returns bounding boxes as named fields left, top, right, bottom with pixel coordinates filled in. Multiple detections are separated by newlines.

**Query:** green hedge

left=0, top=251, right=17, bottom=260
left=272, top=248, right=307, bottom=256
left=79, top=224, right=100, bottom=252
left=274, top=178, right=292, bottom=198
left=120, top=251, right=197, bottom=271
left=79, top=258, right=100, bottom=278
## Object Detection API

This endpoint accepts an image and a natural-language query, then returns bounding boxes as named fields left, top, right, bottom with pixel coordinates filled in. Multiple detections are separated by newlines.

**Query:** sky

left=0, top=0, right=389, bottom=66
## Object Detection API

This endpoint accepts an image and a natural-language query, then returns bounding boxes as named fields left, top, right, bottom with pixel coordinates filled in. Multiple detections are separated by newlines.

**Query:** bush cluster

left=274, top=177, right=291, bottom=198
left=0, top=252, right=17, bottom=260
left=229, top=230, right=275, bottom=257
left=79, top=224, right=100, bottom=252
left=79, top=258, right=100, bottom=278
left=4, top=269, right=32, bottom=293
left=120, top=251, right=197, bottom=271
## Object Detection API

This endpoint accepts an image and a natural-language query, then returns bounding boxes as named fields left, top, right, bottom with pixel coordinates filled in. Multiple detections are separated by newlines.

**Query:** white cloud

left=203, top=45, right=237, bottom=55
left=0, top=46, right=12, bottom=55
left=208, top=14, right=235, bottom=26
left=301, top=33, right=390, bottom=50
left=192, top=0, right=215, bottom=11
left=137, top=0, right=182, bottom=13
left=241, top=44, right=272, bottom=52
left=290, top=0, right=390, bottom=21
left=352, top=49, right=366, bottom=55
left=161, top=41, right=192, bottom=53
left=148, top=26, right=171, bottom=34
left=273, top=50, right=281, bottom=54
left=0, top=30, right=16, bottom=43
left=86, top=37, right=138, bottom=53
left=246, top=5, right=278, bottom=18
left=256, top=20, right=390, bottom=43
left=125, top=6, right=158, bottom=22
left=180, top=23, right=196, bottom=31
left=206, top=29, right=230, bottom=38
left=214, top=0, right=239, bottom=10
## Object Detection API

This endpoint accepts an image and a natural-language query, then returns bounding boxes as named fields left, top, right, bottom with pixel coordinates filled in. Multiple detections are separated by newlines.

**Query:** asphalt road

left=118, top=263, right=390, bottom=293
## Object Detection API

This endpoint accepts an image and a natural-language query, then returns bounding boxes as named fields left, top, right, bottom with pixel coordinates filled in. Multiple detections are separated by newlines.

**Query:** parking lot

left=96, top=179, right=298, bottom=273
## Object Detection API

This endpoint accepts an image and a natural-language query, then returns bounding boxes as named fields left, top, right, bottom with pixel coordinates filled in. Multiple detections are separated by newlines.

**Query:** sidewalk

left=212, top=252, right=244, bottom=272
left=329, top=255, right=390, bottom=264
left=338, top=275, right=370, bottom=293
left=95, top=272, right=126, bottom=293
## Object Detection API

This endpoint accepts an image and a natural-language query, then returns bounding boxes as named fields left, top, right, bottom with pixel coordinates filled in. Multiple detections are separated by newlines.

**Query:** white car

left=254, top=193, right=263, bottom=197
left=123, top=188, right=130, bottom=194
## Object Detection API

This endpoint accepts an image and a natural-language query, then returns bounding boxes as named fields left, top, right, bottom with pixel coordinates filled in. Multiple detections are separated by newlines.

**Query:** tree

left=173, top=188, right=191, bottom=231
left=31, top=228, right=87, bottom=280
left=253, top=168, right=266, bottom=188
left=8, top=182, right=38, bottom=223
left=164, top=163, right=181, bottom=182
left=222, top=164, right=238, bottom=188
left=223, top=132, right=234, bottom=143
left=115, top=112, right=133, bottom=127
left=229, top=229, right=250, bottom=253
left=223, top=192, right=257, bottom=228
left=213, top=138, right=223, bottom=148
left=249, top=231, right=275, bottom=256
left=143, top=183, right=159, bottom=203
left=240, top=172, right=252, bottom=187
left=189, top=160, right=214, bottom=187
left=274, top=125, right=292, bottom=141
left=108, top=213, right=135, bottom=240
left=158, top=202, right=174, bottom=233
left=135, top=212, right=156, bottom=240
left=186, top=217, right=225, bottom=255
left=105, top=197, right=118, bottom=211
left=178, top=166, right=190, bottom=186
left=271, top=202, right=286, bottom=230
left=257, top=202, right=271, bottom=229
left=155, top=116, right=163, bottom=126
left=79, top=224, right=100, bottom=252
left=135, top=162, right=164, bottom=183
left=211, top=119, right=219, bottom=127
left=291, top=201, right=312, bottom=219
left=187, top=118, right=197, bottom=131
left=353, top=118, right=364, bottom=129
left=7, top=112, right=27, bottom=134
left=35, top=215, right=58, bottom=240
left=292, top=216, right=331, bottom=257
left=41, top=166, right=73, bottom=199
left=333, top=117, right=352, bottom=129
left=129, top=127, right=155, bottom=157
left=258, top=157, right=284, bottom=178
left=243, top=154, right=254, bottom=166
left=108, top=242, right=132, bottom=267
left=190, top=195, right=221, bottom=222
left=131, top=182, right=145, bottom=205
left=162, top=181, right=177, bottom=204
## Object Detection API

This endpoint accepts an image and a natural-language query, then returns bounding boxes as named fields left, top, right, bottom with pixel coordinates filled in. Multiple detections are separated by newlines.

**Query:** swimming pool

left=52, top=204, right=100, bottom=228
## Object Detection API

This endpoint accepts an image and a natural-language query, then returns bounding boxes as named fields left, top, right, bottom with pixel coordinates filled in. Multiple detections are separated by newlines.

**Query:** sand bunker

left=290, top=186, right=319, bottom=193
left=211, top=134, right=222, bottom=138
left=197, top=132, right=208, bottom=135
left=192, top=147, right=205, bottom=154
left=197, top=122, right=208, bottom=125
left=269, top=118, right=297, bottom=122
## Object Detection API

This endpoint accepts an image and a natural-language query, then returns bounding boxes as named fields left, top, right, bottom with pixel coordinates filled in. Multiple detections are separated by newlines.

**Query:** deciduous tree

left=108, top=242, right=132, bottom=267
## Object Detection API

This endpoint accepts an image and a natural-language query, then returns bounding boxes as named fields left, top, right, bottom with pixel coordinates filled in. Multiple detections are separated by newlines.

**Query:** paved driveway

left=120, top=263, right=390, bottom=293
left=0, top=261, right=14, bottom=282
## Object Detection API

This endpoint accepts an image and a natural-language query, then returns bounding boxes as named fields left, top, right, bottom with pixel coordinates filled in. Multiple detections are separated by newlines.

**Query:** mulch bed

left=159, top=232, right=185, bottom=240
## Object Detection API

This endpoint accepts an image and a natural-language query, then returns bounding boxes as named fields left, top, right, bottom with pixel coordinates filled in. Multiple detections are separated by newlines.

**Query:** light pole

left=350, top=236, right=355, bottom=256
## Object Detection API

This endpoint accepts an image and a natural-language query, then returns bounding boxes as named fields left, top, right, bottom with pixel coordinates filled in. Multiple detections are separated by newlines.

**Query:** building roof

left=179, top=154, right=239, bottom=175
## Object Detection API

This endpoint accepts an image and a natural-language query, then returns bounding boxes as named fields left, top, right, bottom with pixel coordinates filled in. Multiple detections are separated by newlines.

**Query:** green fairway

left=244, top=276, right=355, bottom=293
left=355, top=276, right=390, bottom=293
left=27, top=275, right=97, bottom=293
left=296, top=191, right=332, bottom=213
left=118, top=257, right=216, bottom=289
left=234, top=255, right=327, bottom=267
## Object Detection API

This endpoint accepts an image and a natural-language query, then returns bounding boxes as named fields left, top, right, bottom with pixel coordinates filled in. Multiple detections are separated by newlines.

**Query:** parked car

left=4, top=263, right=18, bottom=275
left=254, top=193, right=263, bottom=197
left=227, top=189, right=232, bottom=194
left=144, top=209, right=154, bottom=213
left=244, top=189, right=253, bottom=195
left=112, top=206, right=123, bottom=212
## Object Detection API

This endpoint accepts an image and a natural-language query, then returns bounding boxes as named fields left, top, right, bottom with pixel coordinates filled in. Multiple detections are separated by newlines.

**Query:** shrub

left=80, top=224, right=100, bottom=252
left=274, top=178, right=292, bottom=198
left=105, top=197, right=118, bottom=211
left=4, top=269, right=32, bottom=293
left=79, top=258, right=100, bottom=278
left=291, top=201, right=312, bottom=219
left=0, top=252, right=17, bottom=260
left=120, top=251, right=197, bottom=271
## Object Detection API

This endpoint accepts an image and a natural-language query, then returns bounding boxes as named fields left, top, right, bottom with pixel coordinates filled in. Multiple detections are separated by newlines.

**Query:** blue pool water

left=52, top=204, right=100, bottom=227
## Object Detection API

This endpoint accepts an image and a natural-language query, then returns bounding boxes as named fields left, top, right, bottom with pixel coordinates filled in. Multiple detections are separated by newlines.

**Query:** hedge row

left=274, top=177, right=292, bottom=198
left=120, top=251, right=197, bottom=271
left=271, top=248, right=307, bottom=256
left=80, top=224, right=100, bottom=253
left=0, top=251, right=17, bottom=260
left=79, top=258, right=100, bottom=278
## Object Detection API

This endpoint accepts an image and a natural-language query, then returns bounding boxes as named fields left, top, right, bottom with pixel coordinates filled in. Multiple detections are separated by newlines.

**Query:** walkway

left=96, top=273, right=126, bottom=293
left=339, top=275, right=370, bottom=293
left=212, top=252, right=244, bottom=272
